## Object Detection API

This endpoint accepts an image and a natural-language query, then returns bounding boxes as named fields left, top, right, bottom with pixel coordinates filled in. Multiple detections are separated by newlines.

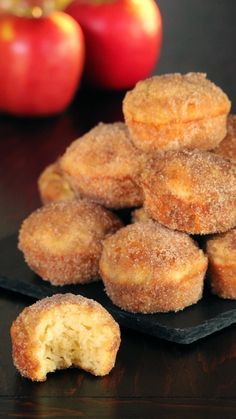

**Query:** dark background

left=157, top=0, right=236, bottom=108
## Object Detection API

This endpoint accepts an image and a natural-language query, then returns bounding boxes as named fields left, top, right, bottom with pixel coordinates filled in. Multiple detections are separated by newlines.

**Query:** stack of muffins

left=19, top=72, right=236, bottom=314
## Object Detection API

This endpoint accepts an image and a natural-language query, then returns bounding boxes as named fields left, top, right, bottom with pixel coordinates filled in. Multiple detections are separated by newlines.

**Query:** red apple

left=0, top=11, right=85, bottom=116
left=66, top=0, right=162, bottom=89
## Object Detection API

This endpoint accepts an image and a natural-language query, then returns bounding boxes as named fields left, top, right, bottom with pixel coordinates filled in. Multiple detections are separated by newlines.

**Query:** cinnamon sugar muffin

left=123, top=73, right=231, bottom=153
left=11, top=294, right=121, bottom=381
left=38, top=160, right=75, bottom=205
left=18, top=199, right=122, bottom=285
left=141, top=150, right=236, bottom=234
left=213, top=114, right=236, bottom=162
left=99, top=222, right=208, bottom=313
left=206, top=229, right=236, bottom=299
left=60, top=122, right=145, bottom=209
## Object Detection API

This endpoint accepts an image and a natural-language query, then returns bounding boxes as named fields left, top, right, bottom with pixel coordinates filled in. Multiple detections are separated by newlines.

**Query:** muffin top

left=19, top=199, right=122, bottom=256
left=60, top=122, right=145, bottom=178
left=141, top=149, right=236, bottom=201
left=101, top=221, right=206, bottom=283
left=123, top=73, right=231, bottom=125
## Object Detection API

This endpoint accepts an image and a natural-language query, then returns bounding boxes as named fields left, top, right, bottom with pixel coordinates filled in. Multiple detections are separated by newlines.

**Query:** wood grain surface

left=0, top=1, right=236, bottom=417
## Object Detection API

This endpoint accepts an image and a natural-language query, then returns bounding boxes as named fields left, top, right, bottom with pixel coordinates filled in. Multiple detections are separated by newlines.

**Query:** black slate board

left=0, top=234, right=236, bottom=344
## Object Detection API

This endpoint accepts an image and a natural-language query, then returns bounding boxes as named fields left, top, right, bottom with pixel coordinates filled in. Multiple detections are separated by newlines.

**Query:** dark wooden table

left=1, top=1, right=236, bottom=417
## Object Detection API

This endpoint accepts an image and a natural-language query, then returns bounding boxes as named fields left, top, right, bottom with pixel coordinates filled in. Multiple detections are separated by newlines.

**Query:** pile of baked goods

left=12, top=72, right=236, bottom=380
left=21, top=72, right=236, bottom=309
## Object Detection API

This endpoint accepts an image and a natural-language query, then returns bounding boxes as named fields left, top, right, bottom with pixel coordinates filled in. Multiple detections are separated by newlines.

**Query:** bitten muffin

left=123, top=73, right=231, bottom=153
left=213, top=114, right=236, bottom=162
left=18, top=199, right=122, bottom=285
left=99, top=222, right=208, bottom=313
left=11, top=294, right=121, bottom=381
left=206, top=229, right=236, bottom=299
left=141, top=150, right=236, bottom=234
left=38, top=160, right=75, bottom=205
left=60, top=122, right=145, bottom=209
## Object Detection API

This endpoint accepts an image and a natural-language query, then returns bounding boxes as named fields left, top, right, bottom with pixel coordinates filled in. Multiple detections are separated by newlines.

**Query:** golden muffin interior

left=11, top=294, right=121, bottom=381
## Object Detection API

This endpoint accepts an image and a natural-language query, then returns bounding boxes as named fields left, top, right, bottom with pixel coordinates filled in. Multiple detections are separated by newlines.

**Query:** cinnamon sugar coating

left=11, top=294, right=121, bottom=381
left=141, top=150, right=236, bottom=234
left=131, top=207, right=151, bottom=223
left=38, top=160, right=75, bottom=205
left=213, top=115, right=236, bottom=162
left=18, top=200, right=123, bottom=285
left=123, top=73, right=231, bottom=153
left=60, top=122, right=145, bottom=209
left=99, top=222, right=208, bottom=313
left=206, top=229, right=236, bottom=299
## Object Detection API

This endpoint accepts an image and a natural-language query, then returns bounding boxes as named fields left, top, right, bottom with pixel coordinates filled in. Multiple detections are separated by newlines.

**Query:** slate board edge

left=1, top=274, right=236, bottom=345
left=108, top=305, right=236, bottom=344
